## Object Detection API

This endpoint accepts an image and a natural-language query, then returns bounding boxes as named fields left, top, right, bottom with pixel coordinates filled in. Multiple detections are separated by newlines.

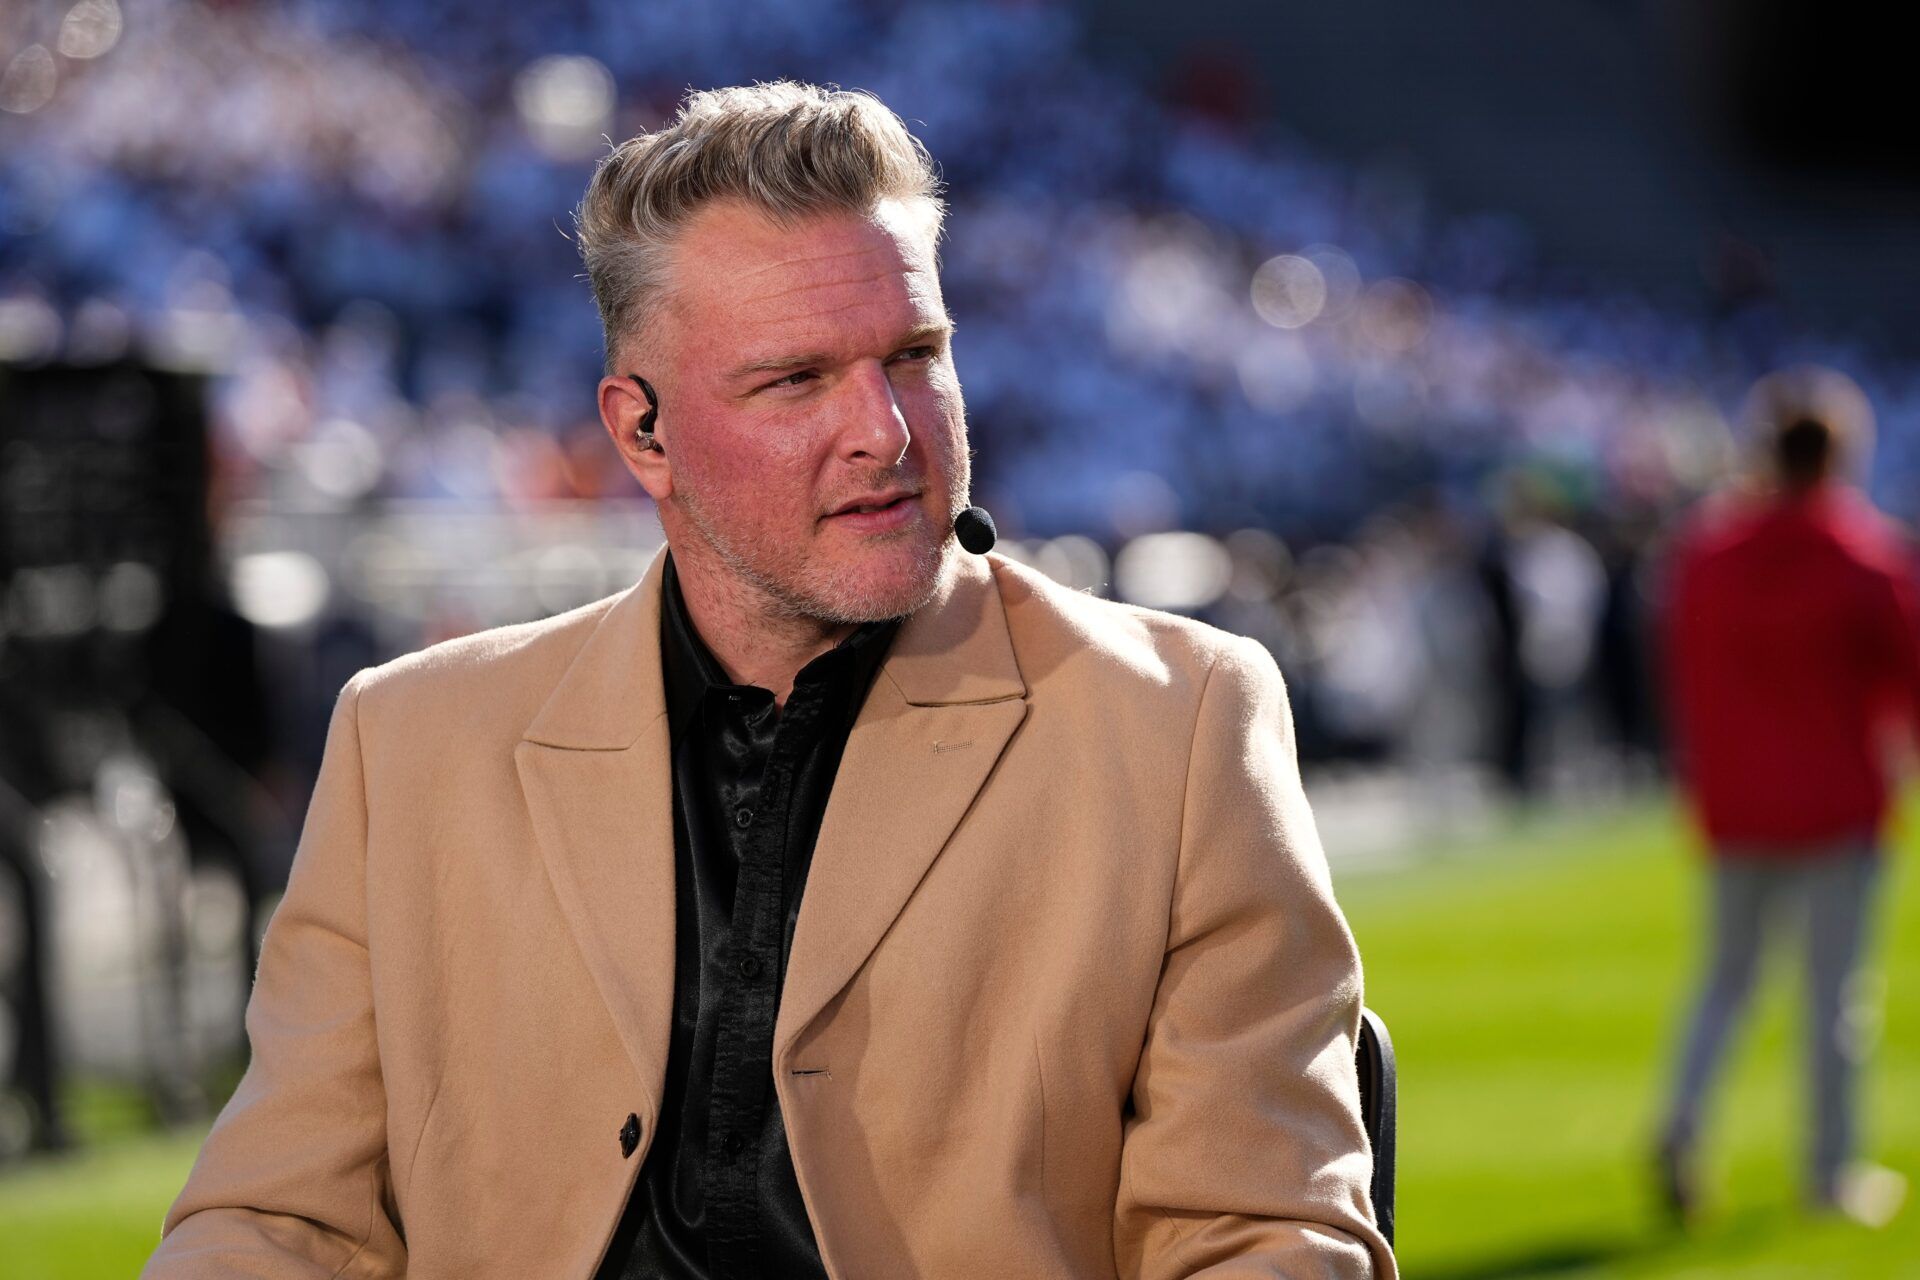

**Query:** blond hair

left=1741, top=364, right=1876, bottom=488
left=575, top=81, right=945, bottom=371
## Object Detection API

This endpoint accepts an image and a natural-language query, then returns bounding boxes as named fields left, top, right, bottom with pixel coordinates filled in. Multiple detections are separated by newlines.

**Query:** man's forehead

left=675, top=202, right=939, bottom=311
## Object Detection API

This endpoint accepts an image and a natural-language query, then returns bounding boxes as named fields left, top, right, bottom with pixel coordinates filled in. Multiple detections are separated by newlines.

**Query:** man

left=146, top=82, right=1393, bottom=1278
left=1658, top=366, right=1920, bottom=1228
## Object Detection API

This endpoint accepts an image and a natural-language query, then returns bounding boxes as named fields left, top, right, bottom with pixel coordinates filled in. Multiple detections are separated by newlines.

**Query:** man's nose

left=836, top=361, right=911, bottom=466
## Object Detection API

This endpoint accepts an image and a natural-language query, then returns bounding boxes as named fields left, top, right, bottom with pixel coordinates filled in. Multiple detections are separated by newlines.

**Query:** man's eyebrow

left=725, top=350, right=832, bottom=381
left=721, top=322, right=955, bottom=383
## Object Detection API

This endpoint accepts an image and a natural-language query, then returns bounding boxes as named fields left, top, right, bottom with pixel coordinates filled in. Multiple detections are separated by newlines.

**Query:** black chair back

left=1355, top=1006, right=1396, bottom=1246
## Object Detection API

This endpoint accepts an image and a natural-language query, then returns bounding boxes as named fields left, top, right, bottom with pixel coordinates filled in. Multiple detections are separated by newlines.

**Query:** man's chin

left=804, top=537, right=952, bottom=624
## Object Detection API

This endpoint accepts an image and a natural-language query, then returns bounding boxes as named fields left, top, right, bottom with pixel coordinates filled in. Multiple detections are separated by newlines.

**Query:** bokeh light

left=0, top=45, right=57, bottom=115
left=514, top=54, right=616, bottom=159
left=1114, top=531, right=1233, bottom=611
left=57, top=0, right=123, bottom=61
left=1251, top=254, right=1328, bottom=329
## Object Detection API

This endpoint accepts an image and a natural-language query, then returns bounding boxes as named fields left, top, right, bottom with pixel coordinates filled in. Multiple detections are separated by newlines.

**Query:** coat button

left=619, top=1113, right=641, bottom=1158
left=737, top=955, right=762, bottom=979
left=734, top=807, right=753, bottom=829
left=721, top=1132, right=745, bottom=1158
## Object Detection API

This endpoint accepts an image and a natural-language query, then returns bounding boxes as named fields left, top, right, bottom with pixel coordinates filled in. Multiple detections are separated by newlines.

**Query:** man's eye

left=891, top=346, right=937, bottom=364
left=765, top=369, right=818, bottom=390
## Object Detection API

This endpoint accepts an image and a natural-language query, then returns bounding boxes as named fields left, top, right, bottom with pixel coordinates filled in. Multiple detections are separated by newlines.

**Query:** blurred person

left=0, top=747, right=66, bottom=1157
left=1508, top=505, right=1607, bottom=791
left=1591, top=509, right=1663, bottom=778
left=1476, top=490, right=1539, bottom=797
left=1656, top=366, right=1920, bottom=1228
left=144, top=83, right=1394, bottom=1278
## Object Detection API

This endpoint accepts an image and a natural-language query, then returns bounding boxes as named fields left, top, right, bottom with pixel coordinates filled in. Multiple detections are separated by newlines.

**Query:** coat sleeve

left=1114, top=636, right=1396, bottom=1279
left=1861, top=543, right=1920, bottom=752
left=144, top=670, right=408, bottom=1277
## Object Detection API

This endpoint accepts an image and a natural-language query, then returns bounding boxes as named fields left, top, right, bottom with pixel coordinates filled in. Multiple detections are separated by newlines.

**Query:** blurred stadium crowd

left=2, top=0, right=1919, bottom=1156
left=11, top=0, right=1914, bottom=771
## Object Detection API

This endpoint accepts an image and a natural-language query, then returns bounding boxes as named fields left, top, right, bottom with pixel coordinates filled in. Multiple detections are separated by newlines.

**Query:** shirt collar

left=660, top=552, right=901, bottom=744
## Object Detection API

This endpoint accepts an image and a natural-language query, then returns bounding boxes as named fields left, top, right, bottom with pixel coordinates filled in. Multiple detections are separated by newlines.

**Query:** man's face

left=629, top=197, right=969, bottom=625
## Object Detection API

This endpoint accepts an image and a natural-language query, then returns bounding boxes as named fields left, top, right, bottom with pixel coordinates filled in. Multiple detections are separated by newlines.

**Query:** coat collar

left=522, top=547, right=1024, bottom=751
left=520, top=551, right=669, bottom=751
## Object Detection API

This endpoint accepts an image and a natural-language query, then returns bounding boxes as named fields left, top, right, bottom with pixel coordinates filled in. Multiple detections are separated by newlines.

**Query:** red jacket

left=1663, top=483, right=1920, bottom=851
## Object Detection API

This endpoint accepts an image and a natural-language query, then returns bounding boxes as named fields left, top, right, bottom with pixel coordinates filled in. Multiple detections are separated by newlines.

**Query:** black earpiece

left=628, top=374, right=662, bottom=453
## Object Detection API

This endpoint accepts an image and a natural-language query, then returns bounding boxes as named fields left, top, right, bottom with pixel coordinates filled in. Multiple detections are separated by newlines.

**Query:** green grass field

left=1342, top=797, right=1920, bottom=1279
left=2, top=795, right=1915, bottom=1278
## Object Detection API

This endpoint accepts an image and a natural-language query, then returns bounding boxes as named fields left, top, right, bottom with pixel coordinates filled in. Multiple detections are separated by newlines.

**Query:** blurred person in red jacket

left=1657, top=366, right=1920, bottom=1228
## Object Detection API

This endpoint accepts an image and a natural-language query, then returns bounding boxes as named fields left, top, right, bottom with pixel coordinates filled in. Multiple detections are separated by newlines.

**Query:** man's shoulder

left=347, top=588, right=629, bottom=736
left=986, top=554, right=1272, bottom=703
left=1820, top=490, right=1918, bottom=572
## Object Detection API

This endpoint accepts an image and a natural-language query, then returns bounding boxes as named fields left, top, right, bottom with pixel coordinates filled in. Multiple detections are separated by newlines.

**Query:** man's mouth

left=828, top=490, right=918, bottom=518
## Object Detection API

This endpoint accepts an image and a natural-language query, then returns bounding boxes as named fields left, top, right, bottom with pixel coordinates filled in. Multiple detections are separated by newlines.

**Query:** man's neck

left=667, top=548, right=856, bottom=708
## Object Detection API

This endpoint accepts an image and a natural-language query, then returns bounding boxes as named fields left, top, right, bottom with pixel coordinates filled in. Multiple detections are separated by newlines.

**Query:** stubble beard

left=675, top=485, right=958, bottom=626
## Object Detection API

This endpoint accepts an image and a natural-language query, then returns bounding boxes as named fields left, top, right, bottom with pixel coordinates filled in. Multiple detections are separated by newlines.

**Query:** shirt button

left=735, top=807, right=753, bottom=829
left=738, top=955, right=762, bottom=979
left=721, top=1132, right=745, bottom=1158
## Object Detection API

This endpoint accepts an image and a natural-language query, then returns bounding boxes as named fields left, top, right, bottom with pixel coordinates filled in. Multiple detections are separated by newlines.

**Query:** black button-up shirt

left=600, top=555, right=899, bottom=1280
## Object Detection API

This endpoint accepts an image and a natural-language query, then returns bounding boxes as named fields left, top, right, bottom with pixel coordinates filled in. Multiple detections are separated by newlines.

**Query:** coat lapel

left=514, top=551, right=677, bottom=1117
left=776, top=552, right=1028, bottom=1055
left=510, top=549, right=1029, bottom=1089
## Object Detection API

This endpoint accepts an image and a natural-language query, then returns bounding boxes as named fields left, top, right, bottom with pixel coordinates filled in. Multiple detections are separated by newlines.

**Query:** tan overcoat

left=145, top=549, right=1396, bottom=1278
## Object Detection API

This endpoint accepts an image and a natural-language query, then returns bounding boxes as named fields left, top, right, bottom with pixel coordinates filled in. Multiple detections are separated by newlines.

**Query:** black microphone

left=953, top=505, right=997, bottom=555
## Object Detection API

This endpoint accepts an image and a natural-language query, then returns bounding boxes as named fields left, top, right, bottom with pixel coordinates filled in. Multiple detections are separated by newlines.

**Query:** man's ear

left=598, top=373, right=673, bottom=501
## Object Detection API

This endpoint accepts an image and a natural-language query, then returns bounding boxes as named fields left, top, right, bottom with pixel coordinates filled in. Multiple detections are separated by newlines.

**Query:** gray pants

left=1661, top=845, right=1883, bottom=1196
